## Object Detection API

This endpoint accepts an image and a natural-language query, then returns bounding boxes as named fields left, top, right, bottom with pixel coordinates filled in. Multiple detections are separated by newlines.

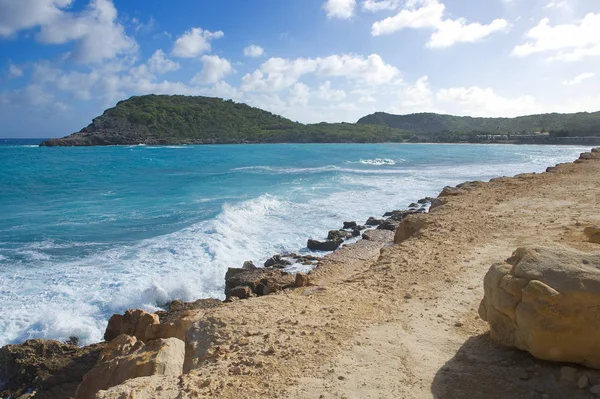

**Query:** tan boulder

left=394, top=213, right=429, bottom=244
left=74, top=335, right=184, bottom=399
left=585, top=226, right=600, bottom=244
left=479, top=246, right=600, bottom=369
left=104, top=309, right=159, bottom=343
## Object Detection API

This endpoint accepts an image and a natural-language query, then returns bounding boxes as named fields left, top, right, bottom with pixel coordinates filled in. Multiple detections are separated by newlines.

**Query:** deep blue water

left=0, top=141, right=590, bottom=345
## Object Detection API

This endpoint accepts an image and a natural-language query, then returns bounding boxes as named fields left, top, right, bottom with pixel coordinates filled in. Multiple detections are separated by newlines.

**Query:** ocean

left=0, top=140, right=590, bottom=346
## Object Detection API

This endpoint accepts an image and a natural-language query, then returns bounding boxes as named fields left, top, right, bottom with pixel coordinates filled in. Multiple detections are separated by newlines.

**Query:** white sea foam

left=0, top=145, right=590, bottom=346
left=359, top=158, right=397, bottom=166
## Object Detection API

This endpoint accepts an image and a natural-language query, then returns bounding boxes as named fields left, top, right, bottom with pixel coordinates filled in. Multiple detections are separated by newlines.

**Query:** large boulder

left=224, top=268, right=295, bottom=299
left=394, top=214, right=429, bottom=244
left=75, top=335, right=184, bottom=399
left=0, top=340, right=104, bottom=399
left=307, top=238, right=343, bottom=251
left=147, top=299, right=222, bottom=342
left=104, top=309, right=160, bottom=343
left=479, top=246, right=600, bottom=369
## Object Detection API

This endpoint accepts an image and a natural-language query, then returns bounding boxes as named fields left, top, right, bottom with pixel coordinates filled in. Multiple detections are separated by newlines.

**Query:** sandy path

left=100, top=151, right=600, bottom=399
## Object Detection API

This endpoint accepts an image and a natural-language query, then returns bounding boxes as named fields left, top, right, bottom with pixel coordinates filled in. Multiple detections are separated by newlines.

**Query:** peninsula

left=40, top=95, right=600, bottom=146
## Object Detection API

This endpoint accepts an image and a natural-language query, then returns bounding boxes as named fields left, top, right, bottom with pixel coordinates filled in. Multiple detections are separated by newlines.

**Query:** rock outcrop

left=394, top=214, right=429, bottom=244
left=585, top=226, right=600, bottom=244
left=224, top=268, right=295, bottom=299
left=75, top=335, right=184, bottom=399
left=307, top=238, right=343, bottom=251
left=479, top=246, right=600, bottom=369
left=0, top=340, right=104, bottom=399
left=104, top=309, right=160, bottom=343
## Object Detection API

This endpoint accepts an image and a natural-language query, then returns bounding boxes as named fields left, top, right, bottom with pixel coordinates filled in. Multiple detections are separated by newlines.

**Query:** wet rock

left=242, top=261, right=257, bottom=270
left=328, top=230, right=348, bottom=240
left=418, top=197, right=434, bottom=204
left=264, top=255, right=291, bottom=269
left=351, top=229, right=361, bottom=237
left=0, top=339, right=104, bottom=399
left=104, top=310, right=160, bottom=343
left=307, top=238, right=343, bottom=252
left=224, top=268, right=295, bottom=299
left=409, top=203, right=419, bottom=209
left=479, top=246, right=600, bottom=369
left=376, top=220, right=399, bottom=231
left=366, top=217, right=384, bottom=226
left=385, top=210, right=417, bottom=221
left=75, top=335, right=184, bottom=399
left=343, top=221, right=357, bottom=229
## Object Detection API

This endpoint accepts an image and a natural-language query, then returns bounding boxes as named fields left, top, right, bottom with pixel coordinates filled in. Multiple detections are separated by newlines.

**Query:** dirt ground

left=101, top=151, right=600, bottom=399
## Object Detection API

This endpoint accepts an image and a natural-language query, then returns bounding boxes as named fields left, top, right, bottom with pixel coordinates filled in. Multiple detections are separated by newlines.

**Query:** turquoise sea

left=0, top=140, right=590, bottom=345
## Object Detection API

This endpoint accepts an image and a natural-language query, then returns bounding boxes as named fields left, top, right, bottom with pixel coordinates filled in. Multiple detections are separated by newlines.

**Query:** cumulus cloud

left=147, top=49, right=180, bottom=74
left=401, top=76, right=432, bottom=108
left=191, top=55, right=233, bottom=85
left=289, top=83, right=311, bottom=106
left=172, top=27, right=224, bottom=58
left=323, top=0, right=356, bottom=19
left=371, top=0, right=509, bottom=48
left=0, top=0, right=72, bottom=37
left=241, top=54, right=400, bottom=92
left=562, top=72, right=595, bottom=86
left=244, top=45, right=265, bottom=57
left=436, top=86, right=541, bottom=117
left=362, top=0, right=401, bottom=12
left=513, top=13, right=600, bottom=62
left=8, top=64, right=24, bottom=78
left=316, top=81, right=347, bottom=101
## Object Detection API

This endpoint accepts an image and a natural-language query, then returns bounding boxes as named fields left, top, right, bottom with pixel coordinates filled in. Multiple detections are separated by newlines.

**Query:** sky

left=1, top=0, right=600, bottom=137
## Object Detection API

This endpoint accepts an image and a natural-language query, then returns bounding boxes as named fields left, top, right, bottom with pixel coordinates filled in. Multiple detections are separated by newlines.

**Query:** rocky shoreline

left=2, top=148, right=600, bottom=399
left=0, top=193, right=435, bottom=399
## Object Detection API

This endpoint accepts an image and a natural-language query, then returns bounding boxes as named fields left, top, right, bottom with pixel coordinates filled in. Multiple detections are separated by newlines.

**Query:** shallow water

left=0, top=141, right=589, bottom=345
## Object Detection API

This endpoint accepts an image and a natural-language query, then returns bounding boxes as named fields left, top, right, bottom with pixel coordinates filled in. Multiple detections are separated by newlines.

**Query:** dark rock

left=356, top=225, right=366, bottom=231
left=242, top=260, right=257, bottom=270
left=377, top=220, right=399, bottom=231
left=385, top=210, right=418, bottom=221
left=264, top=254, right=291, bottom=269
left=0, top=340, right=105, bottom=399
left=343, top=221, right=357, bottom=229
left=409, top=203, right=419, bottom=209
left=430, top=198, right=447, bottom=210
left=366, top=217, right=384, bottom=226
left=351, top=229, right=361, bottom=237
left=295, top=273, right=310, bottom=287
left=328, top=230, right=348, bottom=240
left=224, top=268, right=295, bottom=299
left=456, top=180, right=484, bottom=190
left=418, top=197, right=435, bottom=204
left=307, top=238, right=343, bottom=252
left=228, top=286, right=253, bottom=300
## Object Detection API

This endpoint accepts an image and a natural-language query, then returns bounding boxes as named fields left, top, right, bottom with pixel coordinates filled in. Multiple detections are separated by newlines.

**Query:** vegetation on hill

left=357, top=111, right=600, bottom=137
left=40, top=95, right=412, bottom=146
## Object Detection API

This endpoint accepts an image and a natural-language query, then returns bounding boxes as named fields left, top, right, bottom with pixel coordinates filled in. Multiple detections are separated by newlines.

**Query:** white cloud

left=0, top=0, right=73, bottom=37
left=244, top=45, right=265, bottom=57
left=8, top=64, right=24, bottom=78
left=191, top=55, right=233, bottom=85
left=401, top=76, right=432, bottom=107
left=33, top=0, right=137, bottom=64
left=241, top=53, right=400, bottom=92
left=316, top=81, right=347, bottom=101
left=323, top=0, right=356, bottom=19
left=362, top=0, right=401, bottom=12
left=371, top=0, right=509, bottom=48
left=562, top=72, right=595, bottom=85
left=436, top=86, right=541, bottom=117
left=147, top=49, right=179, bottom=74
left=545, top=1, right=570, bottom=10
left=513, top=13, right=600, bottom=62
left=171, top=27, right=224, bottom=58
left=289, top=83, right=311, bottom=106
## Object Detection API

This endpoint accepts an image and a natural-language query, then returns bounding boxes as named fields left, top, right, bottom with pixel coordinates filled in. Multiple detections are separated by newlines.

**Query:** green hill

left=40, top=95, right=412, bottom=146
left=357, top=111, right=600, bottom=136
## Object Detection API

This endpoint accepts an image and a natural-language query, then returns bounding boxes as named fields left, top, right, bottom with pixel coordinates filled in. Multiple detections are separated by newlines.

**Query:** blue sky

left=1, top=0, right=600, bottom=137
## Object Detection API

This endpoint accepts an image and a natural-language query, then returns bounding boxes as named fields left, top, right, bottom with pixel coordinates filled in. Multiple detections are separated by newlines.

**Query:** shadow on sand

left=430, top=333, right=597, bottom=399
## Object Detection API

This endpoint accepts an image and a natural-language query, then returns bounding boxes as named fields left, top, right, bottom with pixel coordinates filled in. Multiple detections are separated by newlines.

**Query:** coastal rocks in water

left=366, top=217, right=384, bottom=226
left=377, top=220, right=399, bottom=231
left=343, top=221, right=357, bottom=229
left=478, top=246, right=600, bottom=369
left=429, top=198, right=447, bottom=210
left=104, top=309, right=160, bottom=343
left=0, top=340, right=104, bottom=399
left=585, top=226, right=600, bottom=244
left=75, top=335, right=184, bottom=399
left=264, top=254, right=291, bottom=269
left=384, top=210, right=419, bottom=221
left=439, top=186, right=461, bottom=197
left=307, top=238, right=343, bottom=251
left=328, top=230, right=349, bottom=240
left=242, top=260, right=257, bottom=270
left=394, top=214, right=429, bottom=244
left=224, top=268, right=295, bottom=299
left=362, top=229, right=394, bottom=242
left=418, top=197, right=435, bottom=205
